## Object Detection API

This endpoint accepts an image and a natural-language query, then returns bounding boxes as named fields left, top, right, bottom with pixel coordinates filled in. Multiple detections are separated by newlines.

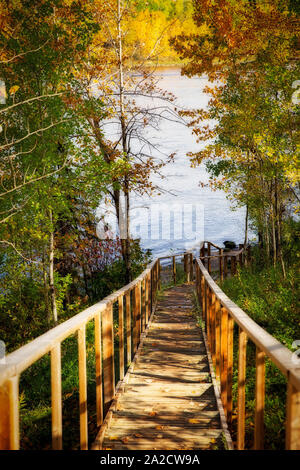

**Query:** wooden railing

left=194, top=247, right=300, bottom=450
left=1, top=241, right=299, bottom=450
left=0, top=259, right=161, bottom=450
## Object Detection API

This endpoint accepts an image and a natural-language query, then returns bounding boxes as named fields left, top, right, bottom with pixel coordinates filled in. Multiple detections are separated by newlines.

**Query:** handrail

left=0, top=258, right=160, bottom=450
left=194, top=255, right=300, bottom=450
left=1, top=241, right=298, bottom=451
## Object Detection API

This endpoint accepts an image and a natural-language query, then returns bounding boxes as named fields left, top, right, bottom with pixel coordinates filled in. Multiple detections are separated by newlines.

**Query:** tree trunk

left=118, top=0, right=131, bottom=283
left=49, top=209, right=58, bottom=324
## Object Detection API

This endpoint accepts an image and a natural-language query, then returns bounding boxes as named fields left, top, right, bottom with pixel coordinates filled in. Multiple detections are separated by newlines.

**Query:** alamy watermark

left=97, top=202, right=204, bottom=243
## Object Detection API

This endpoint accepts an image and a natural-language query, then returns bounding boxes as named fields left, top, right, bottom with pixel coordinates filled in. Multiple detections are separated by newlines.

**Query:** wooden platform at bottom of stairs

left=93, top=283, right=232, bottom=451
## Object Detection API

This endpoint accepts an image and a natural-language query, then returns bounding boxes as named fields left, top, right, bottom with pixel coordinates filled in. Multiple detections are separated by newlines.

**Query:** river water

left=99, top=67, right=249, bottom=259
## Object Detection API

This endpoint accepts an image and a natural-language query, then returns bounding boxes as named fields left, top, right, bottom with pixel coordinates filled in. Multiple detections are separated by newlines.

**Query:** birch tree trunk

left=49, top=209, right=58, bottom=323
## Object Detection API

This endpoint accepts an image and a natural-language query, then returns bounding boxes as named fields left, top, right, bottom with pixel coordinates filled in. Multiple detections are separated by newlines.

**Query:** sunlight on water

left=100, top=67, right=251, bottom=258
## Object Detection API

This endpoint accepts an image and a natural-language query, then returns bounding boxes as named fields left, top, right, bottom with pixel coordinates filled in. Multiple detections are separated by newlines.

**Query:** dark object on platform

left=223, top=241, right=237, bottom=250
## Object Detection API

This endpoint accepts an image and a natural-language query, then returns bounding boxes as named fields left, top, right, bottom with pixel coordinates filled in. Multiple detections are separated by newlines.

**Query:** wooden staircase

left=94, top=284, right=232, bottom=450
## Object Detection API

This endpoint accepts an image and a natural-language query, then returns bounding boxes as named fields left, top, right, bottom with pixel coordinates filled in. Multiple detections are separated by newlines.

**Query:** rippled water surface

left=102, top=67, right=249, bottom=258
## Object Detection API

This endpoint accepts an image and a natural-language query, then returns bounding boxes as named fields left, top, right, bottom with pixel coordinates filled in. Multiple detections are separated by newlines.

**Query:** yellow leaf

left=9, top=85, right=19, bottom=95
left=188, top=418, right=200, bottom=424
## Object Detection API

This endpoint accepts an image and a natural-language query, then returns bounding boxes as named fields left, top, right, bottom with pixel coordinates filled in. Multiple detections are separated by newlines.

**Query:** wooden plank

left=51, top=343, right=62, bottom=450
left=78, top=325, right=88, bottom=450
left=0, top=376, right=19, bottom=450
left=95, top=313, right=103, bottom=427
left=237, top=328, right=247, bottom=450
left=286, top=380, right=300, bottom=450
left=125, top=292, right=131, bottom=365
left=118, top=295, right=125, bottom=381
left=102, top=304, right=115, bottom=408
left=254, top=347, right=265, bottom=450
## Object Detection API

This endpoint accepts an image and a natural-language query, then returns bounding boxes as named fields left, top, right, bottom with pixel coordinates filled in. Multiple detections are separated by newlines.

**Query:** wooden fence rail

left=195, top=249, right=300, bottom=450
left=0, top=259, right=160, bottom=450
left=1, top=241, right=299, bottom=450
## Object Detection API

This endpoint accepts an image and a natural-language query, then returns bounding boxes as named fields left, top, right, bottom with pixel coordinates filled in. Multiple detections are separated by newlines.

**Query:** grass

left=219, top=261, right=299, bottom=449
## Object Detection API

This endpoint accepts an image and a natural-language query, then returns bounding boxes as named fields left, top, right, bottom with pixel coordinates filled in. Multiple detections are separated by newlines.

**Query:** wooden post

left=94, top=313, right=103, bottom=427
left=215, top=299, right=221, bottom=379
left=172, top=256, right=176, bottom=285
left=237, top=328, right=247, bottom=450
left=125, top=292, right=131, bottom=364
left=157, top=259, right=161, bottom=291
left=102, top=304, right=115, bottom=408
left=254, top=348, right=265, bottom=450
left=211, top=293, right=216, bottom=365
left=219, top=249, right=224, bottom=280
left=118, top=295, right=124, bottom=381
left=78, top=325, right=88, bottom=450
left=137, top=282, right=141, bottom=343
left=133, top=285, right=138, bottom=353
left=220, top=307, right=228, bottom=416
left=227, top=315, right=234, bottom=425
left=184, top=254, right=187, bottom=280
left=207, top=243, right=211, bottom=273
left=145, top=274, right=150, bottom=325
left=207, top=289, right=212, bottom=348
left=189, top=253, right=193, bottom=282
left=186, top=254, right=191, bottom=283
left=51, top=343, right=62, bottom=450
left=286, top=379, right=300, bottom=450
left=0, top=376, right=19, bottom=450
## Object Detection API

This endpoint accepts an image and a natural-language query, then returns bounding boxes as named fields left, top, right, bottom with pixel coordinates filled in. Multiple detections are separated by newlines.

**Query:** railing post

left=254, top=348, right=265, bottom=450
left=95, top=313, right=103, bottom=427
left=157, top=259, right=161, bottom=291
left=215, top=299, right=221, bottom=379
left=51, top=343, right=63, bottom=450
left=0, top=376, right=19, bottom=450
left=186, top=254, right=191, bottom=283
left=220, top=307, right=228, bottom=417
left=78, top=324, right=88, bottom=450
left=211, top=292, right=216, bottom=365
left=227, top=315, right=234, bottom=425
left=118, top=295, right=125, bottom=381
left=286, top=377, right=300, bottom=450
left=125, top=292, right=131, bottom=364
left=133, top=285, right=138, bottom=353
left=102, top=304, right=115, bottom=410
left=146, top=273, right=150, bottom=323
left=137, top=281, right=142, bottom=342
left=189, top=253, right=193, bottom=282
left=219, top=249, right=224, bottom=281
left=207, top=243, right=211, bottom=274
left=237, top=328, right=248, bottom=450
